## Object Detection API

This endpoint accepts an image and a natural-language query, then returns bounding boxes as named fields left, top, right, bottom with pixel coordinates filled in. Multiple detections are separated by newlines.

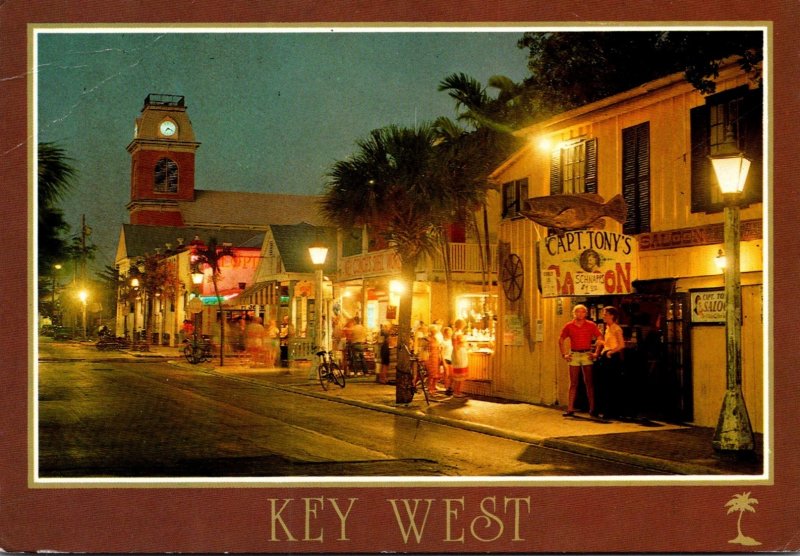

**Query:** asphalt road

left=37, top=342, right=660, bottom=478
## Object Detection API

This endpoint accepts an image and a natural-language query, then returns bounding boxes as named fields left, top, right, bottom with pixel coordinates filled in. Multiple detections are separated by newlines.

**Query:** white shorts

left=569, top=351, right=594, bottom=366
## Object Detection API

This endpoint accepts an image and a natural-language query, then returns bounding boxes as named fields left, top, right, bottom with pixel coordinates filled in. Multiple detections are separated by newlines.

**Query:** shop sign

left=538, top=230, right=638, bottom=297
left=340, top=249, right=402, bottom=280
left=689, top=288, right=726, bottom=323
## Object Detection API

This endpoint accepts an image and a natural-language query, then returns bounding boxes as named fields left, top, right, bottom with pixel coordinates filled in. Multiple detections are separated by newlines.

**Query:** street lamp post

left=710, top=128, right=756, bottom=457
left=78, top=289, right=88, bottom=340
left=130, top=276, right=140, bottom=347
left=308, top=242, right=329, bottom=352
left=52, top=263, right=62, bottom=325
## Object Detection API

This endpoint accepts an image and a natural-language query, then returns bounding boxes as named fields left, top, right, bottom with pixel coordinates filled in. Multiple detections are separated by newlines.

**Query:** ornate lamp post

left=308, top=241, right=329, bottom=352
left=710, top=128, right=755, bottom=457
left=130, top=276, right=140, bottom=345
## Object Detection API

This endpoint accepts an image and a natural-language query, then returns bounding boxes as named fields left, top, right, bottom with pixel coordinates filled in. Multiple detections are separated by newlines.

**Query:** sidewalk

left=79, top=341, right=766, bottom=477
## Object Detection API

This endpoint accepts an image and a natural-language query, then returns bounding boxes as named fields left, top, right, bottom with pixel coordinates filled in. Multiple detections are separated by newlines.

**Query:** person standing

left=245, top=316, right=266, bottom=366
left=594, top=306, right=626, bottom=419
left=450, top=319, right=469, bottom=398
left=265, top=319, right=280, bottom=368
left=440, top=326, right=454, bottom=396
left=378, top=323, right=391, bottom=384
left=558, top=304, right=602, bottom=417
left=425, top=325, right=442, bottom=396
left=279, top=315, right=293, bottom=368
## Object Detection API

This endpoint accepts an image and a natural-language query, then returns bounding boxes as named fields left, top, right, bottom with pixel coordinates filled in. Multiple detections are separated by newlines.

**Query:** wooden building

left=488, top=61, right=765, bottom=430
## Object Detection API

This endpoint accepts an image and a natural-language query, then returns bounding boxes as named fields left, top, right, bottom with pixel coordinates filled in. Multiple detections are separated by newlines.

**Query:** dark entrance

left=579, top=283, right=693, bottom=423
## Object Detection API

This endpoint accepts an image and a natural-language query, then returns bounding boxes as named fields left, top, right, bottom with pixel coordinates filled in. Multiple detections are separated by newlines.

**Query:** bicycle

left=183, top=334, right=212, bottom=364
left=316, top=349, right=346, bottom=390
left=401, top=344, right=430, bottom=405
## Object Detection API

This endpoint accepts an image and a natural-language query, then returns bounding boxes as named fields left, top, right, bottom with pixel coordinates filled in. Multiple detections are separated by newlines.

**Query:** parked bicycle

left=401, top=344, right=430, bottom=405
left=183, top=334, right=212, bottom=364
left=316, top=349, right=345, bottom=390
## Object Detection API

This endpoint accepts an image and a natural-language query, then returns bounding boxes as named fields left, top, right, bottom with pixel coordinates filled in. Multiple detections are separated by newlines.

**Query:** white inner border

left=30, top=23, right=772, bottom=487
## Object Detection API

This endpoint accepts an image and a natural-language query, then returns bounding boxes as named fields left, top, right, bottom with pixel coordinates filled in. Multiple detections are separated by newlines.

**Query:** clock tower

left=126, top=94, right=200, bottom=226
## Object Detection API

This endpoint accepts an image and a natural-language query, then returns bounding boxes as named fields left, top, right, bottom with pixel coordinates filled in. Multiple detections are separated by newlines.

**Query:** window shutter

left=690, top=105, right=711, bottom=213
left=584, top=138, right=598, bottom=194
left=741, top=88, right=763, bottom=206
left=549, top=149, right=561, bottom=195
left=622, top=123, right=651, bottom=234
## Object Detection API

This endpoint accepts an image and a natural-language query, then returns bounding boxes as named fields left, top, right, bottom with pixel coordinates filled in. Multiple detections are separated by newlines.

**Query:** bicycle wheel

left=184, top=345, right=197, bottom=364
left=317, top=364, right=330, bottom=390
left=330, top=362, right=346, bottom=388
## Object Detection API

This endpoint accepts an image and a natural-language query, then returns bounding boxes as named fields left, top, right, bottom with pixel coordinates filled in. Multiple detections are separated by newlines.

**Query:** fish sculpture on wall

left=520, top=193, right=627, bottom=232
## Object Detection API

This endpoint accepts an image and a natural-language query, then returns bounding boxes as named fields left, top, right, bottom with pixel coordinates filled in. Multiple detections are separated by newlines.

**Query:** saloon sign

left=538, top=230, right=638, bottom=297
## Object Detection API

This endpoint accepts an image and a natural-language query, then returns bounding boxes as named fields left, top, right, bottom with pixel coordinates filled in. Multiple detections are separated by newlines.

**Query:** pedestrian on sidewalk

left=245, top=316, right=266, bottom=366
left=594, top=306, right=625, bottom=419
left=450, top=319, right=469, bottom=398
left=279, top=315, right=293, bottom=367
left=440, top=326, right=454, bottom=395
left=426, top=325, right=442, bottom=396
left=265, top=319, right=280, bottom=368
left=377, top=322, right=391, bottom=384
left=558, top=304, right=602, bottom=417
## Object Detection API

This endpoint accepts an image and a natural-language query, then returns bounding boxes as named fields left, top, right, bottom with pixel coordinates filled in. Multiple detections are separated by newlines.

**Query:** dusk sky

left=36, top=29, right=532, bottom=272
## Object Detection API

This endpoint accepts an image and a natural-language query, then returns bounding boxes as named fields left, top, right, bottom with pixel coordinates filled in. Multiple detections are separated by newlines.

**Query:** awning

left=235, top=281, right=276, bottom=306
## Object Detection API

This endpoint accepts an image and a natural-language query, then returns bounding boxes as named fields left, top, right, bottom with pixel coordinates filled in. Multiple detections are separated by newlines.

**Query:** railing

left=430, top=243, right=498, bottom=274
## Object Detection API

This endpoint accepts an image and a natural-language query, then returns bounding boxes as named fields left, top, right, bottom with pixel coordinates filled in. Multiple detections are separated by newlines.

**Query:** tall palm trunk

left=212, top=275, right=225, bottom=366
left=395, top=256, right=417, bottom=404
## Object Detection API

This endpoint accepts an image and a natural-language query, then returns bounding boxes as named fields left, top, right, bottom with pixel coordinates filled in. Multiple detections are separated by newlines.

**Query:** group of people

left=558, top=304, right=626, bottom=420
left=182, top=314, right=290, bottom=367
left=414, top=318, right=470, bottom=398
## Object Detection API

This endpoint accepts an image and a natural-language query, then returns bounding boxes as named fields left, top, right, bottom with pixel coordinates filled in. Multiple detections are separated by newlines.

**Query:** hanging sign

left=538, top=230, right=638, bottom=297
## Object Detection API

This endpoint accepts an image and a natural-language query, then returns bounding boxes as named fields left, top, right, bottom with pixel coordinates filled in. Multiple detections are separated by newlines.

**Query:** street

left=37, top=339, right=660, bottom=478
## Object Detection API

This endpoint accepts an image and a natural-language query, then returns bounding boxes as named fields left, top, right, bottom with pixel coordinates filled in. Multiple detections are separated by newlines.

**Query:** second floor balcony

left=338, top=242, right=497, bottom=282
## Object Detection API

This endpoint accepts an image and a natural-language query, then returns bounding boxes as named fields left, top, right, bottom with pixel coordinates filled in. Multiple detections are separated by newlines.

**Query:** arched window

left=154, top=158, right=178, bottom=193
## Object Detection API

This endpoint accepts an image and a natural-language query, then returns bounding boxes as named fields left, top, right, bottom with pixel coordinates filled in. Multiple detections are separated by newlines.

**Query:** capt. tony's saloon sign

left=538, top=230, right=638, bottom=297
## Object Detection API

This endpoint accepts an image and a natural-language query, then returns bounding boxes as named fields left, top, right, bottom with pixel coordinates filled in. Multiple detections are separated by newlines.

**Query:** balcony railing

left=430, top=243, right=497, bottom=274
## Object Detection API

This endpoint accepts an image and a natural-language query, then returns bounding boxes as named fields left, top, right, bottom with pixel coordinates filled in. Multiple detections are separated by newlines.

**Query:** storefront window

left=455, top=293, right=497, bottom=345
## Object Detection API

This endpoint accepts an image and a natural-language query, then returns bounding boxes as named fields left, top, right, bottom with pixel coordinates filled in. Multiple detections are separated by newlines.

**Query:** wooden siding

left=489, top=68, right=765, bottom=429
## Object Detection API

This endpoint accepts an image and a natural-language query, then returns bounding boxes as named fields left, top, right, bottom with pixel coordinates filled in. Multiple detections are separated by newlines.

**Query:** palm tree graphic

left=725, top=492, right=761, bottom=546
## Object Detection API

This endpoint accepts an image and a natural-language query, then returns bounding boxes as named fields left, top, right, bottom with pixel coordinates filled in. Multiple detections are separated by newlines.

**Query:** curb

left=201, top=367, right=715, bottom=475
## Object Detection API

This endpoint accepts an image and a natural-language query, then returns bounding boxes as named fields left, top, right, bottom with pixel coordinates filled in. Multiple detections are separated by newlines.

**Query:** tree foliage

left=517, top=31, right=763, bottom=117
left=38, top=142, right=78, bottom=270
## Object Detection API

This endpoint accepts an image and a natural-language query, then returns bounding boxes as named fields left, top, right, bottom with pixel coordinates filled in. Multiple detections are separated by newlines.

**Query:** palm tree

left=192, top=237, right=235, bottom=366
left=725, top=492, right=761, bottom=546
left=322, top=124, right=449, bottom=403
left=436, top=73, right=526, bottom=291
left=38, top=142, right=77, bottom=270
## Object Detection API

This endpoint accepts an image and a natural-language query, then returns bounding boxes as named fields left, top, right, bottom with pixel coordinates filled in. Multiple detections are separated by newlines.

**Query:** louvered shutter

left=584, top=138, right=598, bottom=194
left=690, top=104, right=711, bottom=213
left=549, top=149, right=561, bottom=195
left=622, top=123, right=651, bottom=234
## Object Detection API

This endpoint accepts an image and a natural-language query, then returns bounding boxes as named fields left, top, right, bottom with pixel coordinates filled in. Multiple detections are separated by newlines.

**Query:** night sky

left=35, top=28, right=532, bottom=271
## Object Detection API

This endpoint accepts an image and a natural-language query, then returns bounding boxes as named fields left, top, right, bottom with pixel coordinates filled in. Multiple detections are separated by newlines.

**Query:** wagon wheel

left=501, top=253, right=523, bottom=301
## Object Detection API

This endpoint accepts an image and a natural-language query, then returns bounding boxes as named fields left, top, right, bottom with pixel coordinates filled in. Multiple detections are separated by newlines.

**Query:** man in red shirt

left=558, top=304, right=602, bottom=417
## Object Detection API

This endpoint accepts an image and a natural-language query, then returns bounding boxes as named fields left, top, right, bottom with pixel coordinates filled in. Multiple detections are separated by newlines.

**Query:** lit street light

left=710, top=128, right=755, bottom=457
left=78, top=289, right=88, bottom=340
left=308, top=241, right=329, bottom=352
left=52, top=263, right=62, bottom=324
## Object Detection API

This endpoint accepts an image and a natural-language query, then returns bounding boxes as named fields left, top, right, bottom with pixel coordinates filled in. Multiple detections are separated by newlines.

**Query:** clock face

left=159, top=120, right=177, bottom=137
